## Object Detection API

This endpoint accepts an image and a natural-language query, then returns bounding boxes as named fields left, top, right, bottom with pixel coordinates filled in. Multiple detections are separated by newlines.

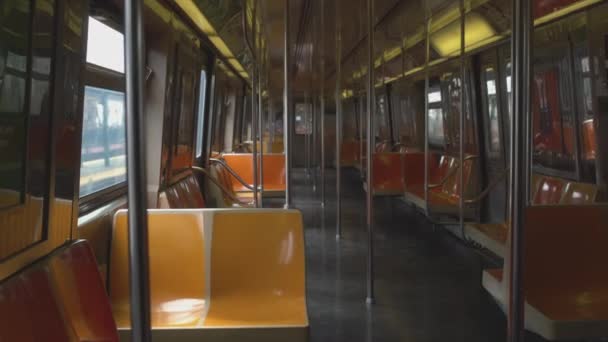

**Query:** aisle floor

left=284, top=167, right=511, bottom=342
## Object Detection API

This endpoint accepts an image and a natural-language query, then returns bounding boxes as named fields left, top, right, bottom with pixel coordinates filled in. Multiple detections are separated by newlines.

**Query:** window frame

left=78, top=16, right=127, bottom=215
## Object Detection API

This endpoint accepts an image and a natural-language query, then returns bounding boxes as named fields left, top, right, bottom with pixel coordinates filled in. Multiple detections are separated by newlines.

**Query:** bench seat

left=110, top=209, right=308, bottom=342
left=222, top=153, right=286, bottom=197
left=467, top=173, right=598, bottom=257
left=482, top=205, right=608, bottom=340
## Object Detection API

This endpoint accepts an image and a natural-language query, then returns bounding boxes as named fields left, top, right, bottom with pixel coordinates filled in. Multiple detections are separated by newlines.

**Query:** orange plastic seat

left=468, top=175, right=597, bottom=257
left=0, top=240, right=119, bottom=341
left=532, top=175, right=565, bottom=205
left=482, top=205, right=608, bottom=340
left=560, top=181, right=597, bottom=205
left=222, top=153, right=286, bottom=196
left=110, top=209, right=308, bottom=342
left=368, top=152, right=405, bottom=195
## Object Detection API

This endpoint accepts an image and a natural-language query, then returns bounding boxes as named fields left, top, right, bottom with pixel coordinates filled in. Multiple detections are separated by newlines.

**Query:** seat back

left=372, top=152, right=405, bottom=194
left=560, top=181, right=598, bottom=205
left=442, top=157, right=477, bottom=200
left=110, top=210, right=207, bottom=326
left=222, top=153, right=286, bottom=192
left=533, top=175, right=565, bottom=205
left=524, top=206, right=608, bottom=299
left=210, top=210, right=305, bottom=302
left=402, top=152, right=426, bottom=188
left=0, top=241, right=118, bottom=341
left=429, top=154, right=454, bottom=184
left=158, top=175, right=206, bottom=208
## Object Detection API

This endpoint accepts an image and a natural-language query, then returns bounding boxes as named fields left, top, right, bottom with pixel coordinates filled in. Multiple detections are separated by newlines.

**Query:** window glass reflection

left=79, top=86, right=126, bottom=197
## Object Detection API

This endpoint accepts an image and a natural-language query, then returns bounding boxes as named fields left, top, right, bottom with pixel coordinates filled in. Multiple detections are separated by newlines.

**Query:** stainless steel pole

left=306, top=92, right=311, bottom=179
left=423, top=13, right=430, bottom=215
left=507, top=0, right=530, bottom=340
left=252, top=66, right=259, bottom=208
left=458, top=0, right=465, bottom=238
left=124, top=0, right=151, bottom=340
left=365, top=0, right=375, bottom=305
left=320, top=0, right=326, bottom=208
left=284, top=0, right=292, bottom=208
left=335, top=0, right=342, bottom=240
left=258, top=33, right=265, bottom=206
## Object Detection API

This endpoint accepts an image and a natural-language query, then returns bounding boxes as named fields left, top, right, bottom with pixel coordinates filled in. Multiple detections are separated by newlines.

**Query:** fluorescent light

left=174, top=0, right=249, bottom=80
left=430, top=12, right=496, bottom=57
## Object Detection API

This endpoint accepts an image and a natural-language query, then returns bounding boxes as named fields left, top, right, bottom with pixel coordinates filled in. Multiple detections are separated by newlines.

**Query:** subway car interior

left=1, top=0, right=608, bottom=341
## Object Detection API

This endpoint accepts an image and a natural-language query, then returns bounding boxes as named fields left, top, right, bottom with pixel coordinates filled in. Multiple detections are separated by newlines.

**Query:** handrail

left=464, top=168, right=509, bottom=204
left=427, top=155, right=479, bottom=189
left=209, top=158, right=256, bottom=191
left=191, top=166, right=253, bottom=207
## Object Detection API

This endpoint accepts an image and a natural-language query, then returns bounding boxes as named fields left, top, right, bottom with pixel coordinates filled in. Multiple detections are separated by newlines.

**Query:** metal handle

left=209, top=158, right=256, bottom=191
left=192, top=166, right=253, bottom=207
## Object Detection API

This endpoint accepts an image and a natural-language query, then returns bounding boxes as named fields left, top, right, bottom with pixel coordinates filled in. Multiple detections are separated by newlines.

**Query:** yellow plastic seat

left=204, top=210, right=307, bottom=328
left=109, top=209, right=308, bottom=342
left=110, top=210, right=207, bottom=330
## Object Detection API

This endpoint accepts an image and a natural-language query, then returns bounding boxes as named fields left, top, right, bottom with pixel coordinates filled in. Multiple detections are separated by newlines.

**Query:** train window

left=79, top=86, right=126, bottom=197
left=427, top=88, right=445, bottom=147
left=376, top=94, right=389, bottom=141
left=295, top=103, right=311, bottom=135
left=195, top=70, right=207, bottom=159
left=0, top=1, right=30, bottom=209
left=532, top=21, right=578, bottom=175
left=86, top=17, right=124, bottom=73
left=483, top=68, right=501, bottom=153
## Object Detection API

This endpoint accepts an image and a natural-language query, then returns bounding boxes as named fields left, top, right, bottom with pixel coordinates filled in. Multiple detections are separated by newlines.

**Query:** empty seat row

left=482, top=205, right=608, bottom=340
left=467, top=173, right=599, bottom=257
left=110, top=209, right=308, bottom=342
left=221, top=153, right=287, bottom=196
left=403, top=153, right=478, bottom=216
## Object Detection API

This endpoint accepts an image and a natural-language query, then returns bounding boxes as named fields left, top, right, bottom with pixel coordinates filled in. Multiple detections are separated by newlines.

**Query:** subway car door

left=478, top=49, right=507, bottom=223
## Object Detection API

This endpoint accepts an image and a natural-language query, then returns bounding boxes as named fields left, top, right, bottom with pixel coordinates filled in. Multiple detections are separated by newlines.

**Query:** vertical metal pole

left=320, top=0, right=326, bottom=207
left=252, top=66, right=259, bottom=207
left=335, top=0, right=342, bottom=240
left=508, top=0, right=530, bottom=340
left=523, top=1, right=532, bottom=205
left=251, top=1, right=259, bottom=208
left=313, top=96, right=318, bottom=192
left=365, top=0, right=375, bottom=305
left=124, top=0, right=151, bottom=340
left=458, top=0, right=465, bottom=238
left=306, top=92, right=311, bottom=178
left=258, top=35, right=265, bottom=206
left=284, top=0, right=292, bottom=208
left=423, top=14, right=430, bottom=215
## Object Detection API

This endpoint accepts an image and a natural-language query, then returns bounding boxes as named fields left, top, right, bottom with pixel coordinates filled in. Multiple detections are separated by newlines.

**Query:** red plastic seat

left=0, top=240, right=118, bottom=341
left=159, top=175, right=206, bottom=208
left=532, top=175, right=565, bottom=205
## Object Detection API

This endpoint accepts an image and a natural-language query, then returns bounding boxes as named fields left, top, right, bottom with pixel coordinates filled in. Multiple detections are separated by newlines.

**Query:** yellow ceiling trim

left=174, top=0, right=249, bottom=80
left=534, top=0, right=602, bottom=26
